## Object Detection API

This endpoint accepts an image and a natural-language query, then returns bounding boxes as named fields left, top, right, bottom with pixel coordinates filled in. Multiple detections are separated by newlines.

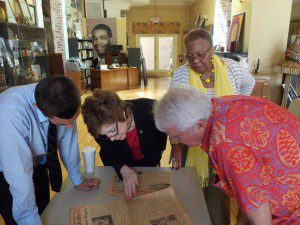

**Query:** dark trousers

left=0, top=166, right=50, bottom=225
left=204, top=161, right=230, bottom=225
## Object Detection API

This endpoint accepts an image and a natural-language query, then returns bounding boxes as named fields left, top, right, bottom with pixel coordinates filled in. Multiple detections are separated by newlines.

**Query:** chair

left=288, top=98, right=300, bottom=119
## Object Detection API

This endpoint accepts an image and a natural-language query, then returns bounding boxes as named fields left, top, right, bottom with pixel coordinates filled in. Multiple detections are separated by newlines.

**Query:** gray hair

left=154, top=84, right=212, bottom=132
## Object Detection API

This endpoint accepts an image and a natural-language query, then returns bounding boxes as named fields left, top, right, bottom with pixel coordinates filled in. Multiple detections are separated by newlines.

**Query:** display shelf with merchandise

left=0, top=21, right=49, bottom=92
left=68, top=37, right=92, bottom=90
left=68, top=37, right=93, bottom=67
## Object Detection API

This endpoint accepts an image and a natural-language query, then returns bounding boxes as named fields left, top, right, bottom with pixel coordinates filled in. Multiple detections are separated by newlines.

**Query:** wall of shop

left=189, top=0, right=215, bottom=26
left=117, top=17, right=127, bottom=53
left=126, top=5, right=190, bottom=68
left=248, top=0, right=292, bottom=103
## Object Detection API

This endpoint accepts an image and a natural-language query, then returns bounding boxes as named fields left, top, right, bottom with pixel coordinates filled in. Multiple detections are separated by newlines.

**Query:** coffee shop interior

left=0, top=0, right=300, bottom=224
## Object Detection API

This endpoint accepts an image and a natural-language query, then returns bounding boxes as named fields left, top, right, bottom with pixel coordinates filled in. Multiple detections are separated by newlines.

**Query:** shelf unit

left=68, top=37, right=94, bottom=67
left=0, top=21, right=48, bottom=92
left=68, top=37, right=92, bottom=90
left=66, top=70, right=86, bottom=95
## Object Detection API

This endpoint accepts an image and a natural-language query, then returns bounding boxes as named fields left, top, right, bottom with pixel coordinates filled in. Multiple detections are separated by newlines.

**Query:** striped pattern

left=170, top=58, right=255, bottom=97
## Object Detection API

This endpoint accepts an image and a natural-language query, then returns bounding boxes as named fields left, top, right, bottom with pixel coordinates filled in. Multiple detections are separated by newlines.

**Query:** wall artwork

left=66, top=0, right=82, bottom=38
left=132, top=22, right=180, bottom=34
left=227, top=13, right=245, bottom=52
left=86, top=18, right=118, bottom=66
left=28, top=4, right=35, bottom=25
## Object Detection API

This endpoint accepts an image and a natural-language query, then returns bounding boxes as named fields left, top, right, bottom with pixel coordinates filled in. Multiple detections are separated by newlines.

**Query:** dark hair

left=35, top=75, right=81, bottom=119
left=184, top=28, right=213, bottom=47
left=81, top=89, right=131, bottom=137
left=92, top=24, right=113, bottom=38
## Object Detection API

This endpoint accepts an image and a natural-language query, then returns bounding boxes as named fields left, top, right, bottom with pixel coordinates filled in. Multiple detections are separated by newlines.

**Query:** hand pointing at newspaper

left=120, top=165, right=139, bottom=200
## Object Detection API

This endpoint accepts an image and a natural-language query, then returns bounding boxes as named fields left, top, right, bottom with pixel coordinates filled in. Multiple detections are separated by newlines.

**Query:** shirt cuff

left=68, top=169, right=83, bottom=186
left=17, top=211, right=42, bottom=225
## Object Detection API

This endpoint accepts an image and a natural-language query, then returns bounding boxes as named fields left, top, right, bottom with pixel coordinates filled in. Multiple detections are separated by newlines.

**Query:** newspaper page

left=70, top=201, right=132, bottom=225
left=108, top=171, right=171, bottom=196
left=70, top=187, right=193, bottom=225
left=128, top=187, right=194, bottom=225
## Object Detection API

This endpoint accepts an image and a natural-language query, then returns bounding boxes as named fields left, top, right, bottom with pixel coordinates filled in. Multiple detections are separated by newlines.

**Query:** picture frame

left=28, top=4, right=35, bottom=25
left=18, top=0, right=33, bottom=25
left=0, top=1, right=7, bottom=22
left=4, top=0, right=16, bottom=23
left=8, top=0, right=27, bottom=25
left=227, top=13, right=245, bottom=52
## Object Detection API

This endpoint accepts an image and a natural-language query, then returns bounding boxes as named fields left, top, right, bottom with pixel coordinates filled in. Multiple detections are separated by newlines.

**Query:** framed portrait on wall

left=28, top=4, right=35, bottom=25
left=86, top=18, right=118, bottom=66
left=227, top=13, right=245, bottom=52
left=19, top=0, right=32, bottom=21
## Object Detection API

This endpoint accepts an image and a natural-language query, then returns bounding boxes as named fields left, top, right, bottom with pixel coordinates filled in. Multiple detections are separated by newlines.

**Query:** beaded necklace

left=199, top=58, right=215, bottom=84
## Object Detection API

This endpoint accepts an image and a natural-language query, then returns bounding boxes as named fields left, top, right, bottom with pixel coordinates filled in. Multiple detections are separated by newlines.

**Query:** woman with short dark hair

left=81, top=89, right=167, bottom=200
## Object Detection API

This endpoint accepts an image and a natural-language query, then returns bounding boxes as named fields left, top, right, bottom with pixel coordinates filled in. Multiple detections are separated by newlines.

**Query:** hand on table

left=169, top=143, right=183, bottom=170
left=120, top=165, right=139, bottom=200
left=76, top=178, right=100, bottom=191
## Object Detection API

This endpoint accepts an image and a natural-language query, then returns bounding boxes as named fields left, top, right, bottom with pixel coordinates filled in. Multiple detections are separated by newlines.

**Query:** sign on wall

left=132, top=22, right=180, bottom=34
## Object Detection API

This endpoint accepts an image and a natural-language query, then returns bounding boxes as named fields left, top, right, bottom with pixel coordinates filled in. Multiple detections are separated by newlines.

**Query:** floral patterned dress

left=202, top=95, right=300, bottom=224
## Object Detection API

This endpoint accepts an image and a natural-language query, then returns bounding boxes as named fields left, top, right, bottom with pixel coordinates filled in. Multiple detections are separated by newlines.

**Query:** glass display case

left=0, top=21, right=49, bottom=92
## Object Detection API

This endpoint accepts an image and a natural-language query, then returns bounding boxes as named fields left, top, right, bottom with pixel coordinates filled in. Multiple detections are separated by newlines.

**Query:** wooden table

left=90, top=67, right=139, bottom=91
left=41, top=167, right=211, bottom=225
left=251, top=75, right=271, bottom=100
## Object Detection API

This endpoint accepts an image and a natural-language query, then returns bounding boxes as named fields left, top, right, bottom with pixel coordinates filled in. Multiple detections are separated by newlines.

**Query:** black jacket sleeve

left=98, top=140, right=132, bottom=179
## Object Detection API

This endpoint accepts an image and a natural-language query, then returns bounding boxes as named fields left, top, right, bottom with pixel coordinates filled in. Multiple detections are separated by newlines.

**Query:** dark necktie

left=47, top=121, right=62, bottom=192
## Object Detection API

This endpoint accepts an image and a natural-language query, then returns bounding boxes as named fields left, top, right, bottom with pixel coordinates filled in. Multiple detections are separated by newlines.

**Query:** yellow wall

left=189, top=0, right=215, bottom=26
left=117, top=17, right=127, bottom=53
left=82, top=18, right=87, bottom=36
left=126, top=5, right=190, bottom=67
left=248, top=0, right=292, bottom=103
left=231, top=0, right=253, bottom=52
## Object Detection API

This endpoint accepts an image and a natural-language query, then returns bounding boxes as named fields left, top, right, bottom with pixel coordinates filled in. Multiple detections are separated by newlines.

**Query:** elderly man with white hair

left=154, top=85, right=300, bottom=225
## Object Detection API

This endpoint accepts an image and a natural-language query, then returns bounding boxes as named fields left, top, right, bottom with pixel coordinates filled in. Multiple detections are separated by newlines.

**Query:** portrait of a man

left=92, top=24, right=114, bottom=67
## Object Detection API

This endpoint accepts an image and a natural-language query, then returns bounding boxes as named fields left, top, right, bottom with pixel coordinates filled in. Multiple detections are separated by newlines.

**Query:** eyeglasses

left=186, top=46, right=212, bottom=62
left=97, top=121, right=119, bottom=141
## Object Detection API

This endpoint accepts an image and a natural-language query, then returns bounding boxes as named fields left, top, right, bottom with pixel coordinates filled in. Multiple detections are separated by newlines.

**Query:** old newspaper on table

left=70, top=187, right=194, bottom=225
left=108, top=171, right=171, bottom=196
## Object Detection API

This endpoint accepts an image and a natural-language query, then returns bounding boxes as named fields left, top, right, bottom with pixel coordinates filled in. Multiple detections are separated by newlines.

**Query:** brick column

left=50, top=0, right=67, bottom=65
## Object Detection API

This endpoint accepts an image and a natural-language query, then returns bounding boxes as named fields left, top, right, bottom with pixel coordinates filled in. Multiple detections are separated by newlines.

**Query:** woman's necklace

left=199, top=58, right=215, bottom=84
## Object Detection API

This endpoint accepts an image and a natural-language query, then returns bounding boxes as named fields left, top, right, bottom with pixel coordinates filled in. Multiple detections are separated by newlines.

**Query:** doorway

left=137, top=35, right=176, bottom=77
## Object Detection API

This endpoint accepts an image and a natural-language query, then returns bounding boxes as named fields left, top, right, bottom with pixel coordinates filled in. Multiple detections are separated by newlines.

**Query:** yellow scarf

left=187, top=54, right=234, bottom=187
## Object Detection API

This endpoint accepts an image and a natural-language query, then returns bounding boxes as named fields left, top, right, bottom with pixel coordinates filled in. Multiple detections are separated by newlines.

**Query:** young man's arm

left=58, top=121, right=100, bottom=190
left=0, top=110, right=42, bottom=225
